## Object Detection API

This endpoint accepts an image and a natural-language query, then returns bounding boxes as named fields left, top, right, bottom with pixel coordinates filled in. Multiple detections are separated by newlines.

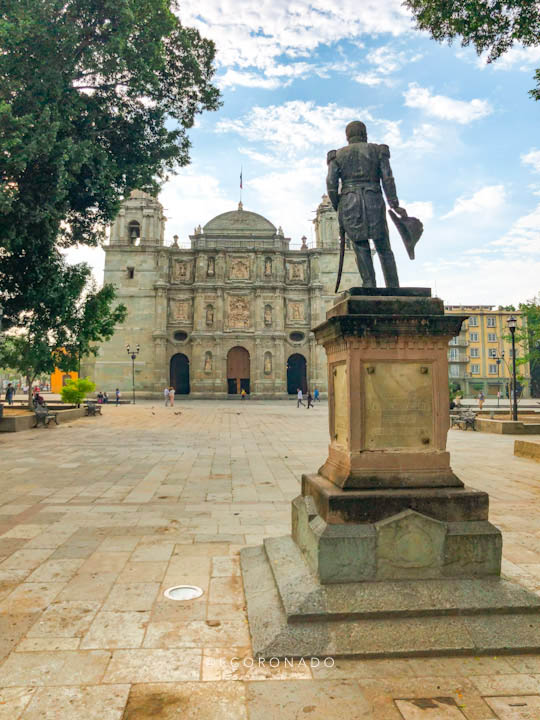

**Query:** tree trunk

left=26, top=375, right=34, bottom=410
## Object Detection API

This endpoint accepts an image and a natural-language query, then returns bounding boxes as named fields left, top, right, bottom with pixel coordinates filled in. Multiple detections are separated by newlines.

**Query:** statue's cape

left=388, top=208, right=423, bottom=260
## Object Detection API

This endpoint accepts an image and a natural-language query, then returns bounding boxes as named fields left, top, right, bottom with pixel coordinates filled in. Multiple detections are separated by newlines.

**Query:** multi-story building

left=445, top=305, right=531, bottom=398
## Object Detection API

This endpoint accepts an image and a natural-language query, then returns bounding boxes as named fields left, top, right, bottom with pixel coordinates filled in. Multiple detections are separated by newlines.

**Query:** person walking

left=241, top=388, right=247, bottom=400
left=115, top=388, right=120, bottom=406
left=169, top=386, right=175, bottom=407
left=297, top=388, right=305, bottom=408
left=164, top=386, right=170, bottom=407
left=306, top=391, right=314, bottom=409
left=5, top=383, right=15, bottom=406
left=477, top=391, right=485, bottom=410
left=313, top=387, right=320, bottom=402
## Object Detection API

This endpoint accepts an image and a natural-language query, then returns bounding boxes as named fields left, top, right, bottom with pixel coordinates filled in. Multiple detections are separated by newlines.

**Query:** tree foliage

left=0, top=0, right=220, bottom=326
left=514, top=294, right=540, bottom=396
left=61, top=377, right=96, bottom=405
left=403, top=1, right=540, bottom=99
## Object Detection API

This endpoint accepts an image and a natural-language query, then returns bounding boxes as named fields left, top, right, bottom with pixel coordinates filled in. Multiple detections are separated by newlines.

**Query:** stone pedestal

left=240, top=288, right=540, bottom=658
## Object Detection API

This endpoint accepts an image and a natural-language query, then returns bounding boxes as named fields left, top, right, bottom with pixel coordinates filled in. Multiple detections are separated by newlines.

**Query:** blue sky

left=72, top=0, right=540, bottom=305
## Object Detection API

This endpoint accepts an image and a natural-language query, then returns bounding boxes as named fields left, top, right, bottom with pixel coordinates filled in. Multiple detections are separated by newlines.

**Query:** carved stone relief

left=206, top=304, right=214, bottom=327
left=264, top=257, right=272, bottom=276
left=172, top=259, right=192, bottom=283
left=228, top=296, right=250, bottom=329
left=204, top=351, right=212, bottom=373
left=207, top=257, right=215, bottom=277
left=264, top=352, right=272, bottom=375
left=288, top=301, right=305, bottom=322
left=264, top=304, right=273, bottom=327
left=230, top=257, right=250, bottom=280
left=287, top=261, right=305, bottom=281
left=169, top=299, right=191, bottom=323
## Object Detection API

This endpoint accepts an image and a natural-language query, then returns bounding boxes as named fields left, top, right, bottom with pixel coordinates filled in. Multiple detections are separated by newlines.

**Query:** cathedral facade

left=83, top=190, right=356, bottom=397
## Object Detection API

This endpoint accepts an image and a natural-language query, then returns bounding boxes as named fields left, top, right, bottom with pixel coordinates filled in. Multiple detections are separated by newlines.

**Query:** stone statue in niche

left=207, top=257, right=215, bottom=276
left=264, top=257, right=272, bottom=276
left=231, top=258, right=249, bottom=279
left=229, top=296, right=250, bottom=329
left=264, top=352, right=272, bottom=375
left=290, top=263, right=304, bottom=281
left=204, top=351, right=212, bottom=373
left=264, top=304, right=272, bottom=326
left=289, top=302, right=304, bottom=321
left=206, top=305, right=214, bottom=326
left=170, top=299, right=189, bottom=322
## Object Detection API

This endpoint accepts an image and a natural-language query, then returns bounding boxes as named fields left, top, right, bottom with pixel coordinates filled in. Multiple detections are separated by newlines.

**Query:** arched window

left=128, top=221, right=141, bottom=245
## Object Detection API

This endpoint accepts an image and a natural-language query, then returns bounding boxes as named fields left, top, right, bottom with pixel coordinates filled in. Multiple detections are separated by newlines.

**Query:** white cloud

left=180, top=0, right=411, bottom=77
left=522, top=148, right=540, bottom=173
left=216, top=101, right=372, bottom=154
left=491, top=201, right=540, bottom=254
left=404, top=201, right=434, bottom=221
left=217, top=70, right=283, bottom=90
left=478, top=44, right=540, bottom=72
left=404, top=83, right=493, bottom=124
left=442, top=185, right=506, bottom=219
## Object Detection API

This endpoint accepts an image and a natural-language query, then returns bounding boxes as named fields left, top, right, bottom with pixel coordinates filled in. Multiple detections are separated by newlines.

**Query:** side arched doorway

left=287, top=354, right=307, bottom=395
left=170, top=353, right=190, bottom=395
left=227, top=347, right=250, bottom=395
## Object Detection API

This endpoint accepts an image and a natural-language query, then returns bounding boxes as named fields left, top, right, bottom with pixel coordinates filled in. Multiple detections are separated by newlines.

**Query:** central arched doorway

left=287, top=353, right=307, bottom=394
left=227, top=346, right=250, bottom=395
left=170, top=353, right=190, bottom=394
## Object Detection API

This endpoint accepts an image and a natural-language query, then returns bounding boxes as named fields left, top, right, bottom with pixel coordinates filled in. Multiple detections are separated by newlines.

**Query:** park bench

left=85, top=401, right=102, bottom=416
left=34, top=405, right=59, bottom=428
left=450, top=409, right=477, bottom=431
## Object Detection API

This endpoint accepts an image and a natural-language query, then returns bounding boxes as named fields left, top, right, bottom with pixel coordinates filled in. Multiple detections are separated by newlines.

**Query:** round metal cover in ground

left=164, top=585, right=203, bottom=601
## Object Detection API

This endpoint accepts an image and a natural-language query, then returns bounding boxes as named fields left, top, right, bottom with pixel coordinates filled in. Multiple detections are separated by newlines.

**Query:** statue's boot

left=380, top=250, right=399, bottom=288
left=353, top=245, right=376, bottom=288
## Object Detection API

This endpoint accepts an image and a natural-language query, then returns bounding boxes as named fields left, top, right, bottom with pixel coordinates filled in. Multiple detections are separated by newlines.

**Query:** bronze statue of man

left=327, top=121, right=421, bottom=290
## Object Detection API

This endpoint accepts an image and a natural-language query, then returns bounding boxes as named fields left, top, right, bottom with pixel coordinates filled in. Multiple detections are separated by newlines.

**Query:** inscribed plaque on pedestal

left=364, top=362, right=433, bottom=450
left=333, top=363, right=349, bottom=446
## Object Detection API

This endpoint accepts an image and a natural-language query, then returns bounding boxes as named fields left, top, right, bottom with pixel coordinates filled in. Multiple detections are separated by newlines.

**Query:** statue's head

left=346, top=121, right=367, bottom=144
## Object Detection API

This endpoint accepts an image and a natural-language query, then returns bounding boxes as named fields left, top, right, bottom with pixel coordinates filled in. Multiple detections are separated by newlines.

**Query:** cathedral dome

left=203, top=202, right=276, bottom=236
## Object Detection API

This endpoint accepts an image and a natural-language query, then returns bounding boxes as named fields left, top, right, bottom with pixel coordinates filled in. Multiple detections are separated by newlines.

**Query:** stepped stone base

left=240, top=536, right=540, bottom=659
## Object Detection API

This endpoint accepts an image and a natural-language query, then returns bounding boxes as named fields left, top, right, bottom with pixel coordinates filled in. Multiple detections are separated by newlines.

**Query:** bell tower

left=109, top=190, right=165, bottom=246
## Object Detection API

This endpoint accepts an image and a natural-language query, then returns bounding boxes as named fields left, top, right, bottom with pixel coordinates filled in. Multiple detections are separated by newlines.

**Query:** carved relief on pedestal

left=169, top=298, right=191, bottom=323
left=287, top=300, right=306, bottom=323
left=264, top=351, right=272, bottom=375
left=230, top=257, right=250, bottom=280
left=171, top=259, right=193, bottom=284
left=227, top=295, right=251, bottom=330
left=204, top=351, right=212, bottom=373
left=205, top=304, right=214, bottom=327
left=287, top=261, right=306, bottom=282
left=264, top=304, right=273, bottom=327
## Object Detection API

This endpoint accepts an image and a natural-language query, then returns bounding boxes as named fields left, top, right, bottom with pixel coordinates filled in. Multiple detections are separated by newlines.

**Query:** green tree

left=514, top=294, right=540, bottom=397
left=0, top=269, right=126, bottom=407
left=403, top=1, right=540, bottom=99
left=0, top=0, right=220, bottom=326
left=61, top=377, right=96, bottom=406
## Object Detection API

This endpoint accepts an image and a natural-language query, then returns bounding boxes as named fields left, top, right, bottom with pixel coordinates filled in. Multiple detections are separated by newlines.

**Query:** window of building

left=487, top=317, right=496, bottom=327
left=450, top=364, right=460, bottom=377
left=127, top=267, right=135, bottom=279
left=469, top=332, right=479, bottom=343
left=489, top=364, right=498, bottom=374
left=450, top=337, right=459, bottom=346
left=470, top=348, right=479, bottom=358
left=469, top=316, right=478, bottom=326
left=471, top=364, right=480, bottom=374
left=449, top=348, right=458, bottom=361
left=488, top=348, right=497, bottom=358
left=488, top=333, right=497, bottom=342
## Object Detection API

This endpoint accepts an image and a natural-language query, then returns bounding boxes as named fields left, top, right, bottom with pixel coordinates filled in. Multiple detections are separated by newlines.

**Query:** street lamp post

left=495, top=356, right=501, bottom=407
left=126, top=344, right=140, bottom=405
left=507, top=316, right=518, bottom=421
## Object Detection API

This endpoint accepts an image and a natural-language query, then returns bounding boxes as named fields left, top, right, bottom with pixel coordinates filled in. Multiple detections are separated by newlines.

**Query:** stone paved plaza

left=1, top=400, right=540, bottom=718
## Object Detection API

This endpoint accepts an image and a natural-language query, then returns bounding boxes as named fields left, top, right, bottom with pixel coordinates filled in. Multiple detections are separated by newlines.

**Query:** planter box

left=476, top=418, right=540, bottom=435
left=515, top=440, right=540, bottom=462
left=0, top=407, right=87, bottom=433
